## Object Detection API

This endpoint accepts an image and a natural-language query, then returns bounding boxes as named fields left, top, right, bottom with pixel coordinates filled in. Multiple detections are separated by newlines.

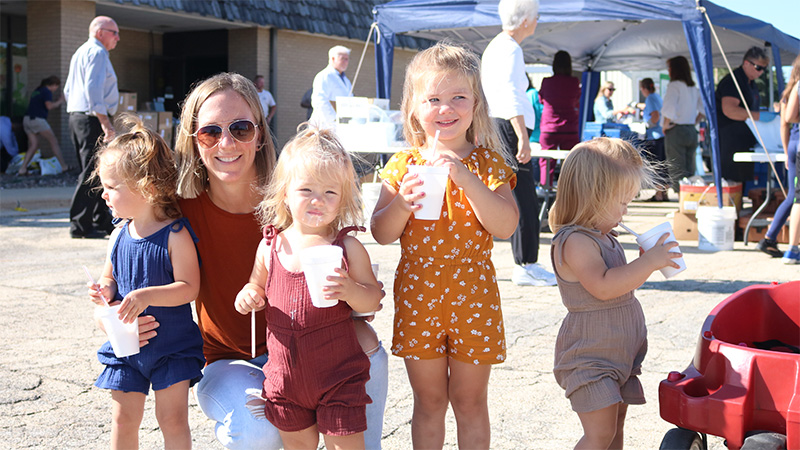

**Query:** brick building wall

left=111, top=29, right=162, bottom=111
left=25, top=0, right=96, bottom=167
left=21, top=0, right=420, bottom=162
left=273, top=30, right=415, bottom=148
left=228, top=27, right=271, bottom=87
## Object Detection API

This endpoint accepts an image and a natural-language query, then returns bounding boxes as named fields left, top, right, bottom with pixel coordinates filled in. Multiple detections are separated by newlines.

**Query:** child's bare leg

left=404, top=358, right=449, bottom=450
left=575, top=403, right=621, bottom=450
left=448, top=358, right=492, bottom=450
left=609, top=403, right=628, bottom=450
left=322, top=432, right=365, bottom=450
left=154, top=380, right=191, bottom=450
left=279, top=425, right=319, bottom=450
left=110, top=390, right=145, bottom=450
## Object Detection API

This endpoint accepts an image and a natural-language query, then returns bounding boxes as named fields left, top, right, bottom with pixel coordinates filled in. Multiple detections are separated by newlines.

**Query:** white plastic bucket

left=696, top=206, right=737, bottom=252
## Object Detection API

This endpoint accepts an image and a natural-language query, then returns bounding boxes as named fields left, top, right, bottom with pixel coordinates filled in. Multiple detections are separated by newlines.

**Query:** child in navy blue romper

left=86, top=115, right=204, bottom=449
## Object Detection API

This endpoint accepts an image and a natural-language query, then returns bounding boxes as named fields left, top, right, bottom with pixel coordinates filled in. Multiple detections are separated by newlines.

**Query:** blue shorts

left=95, top=352, right=203, bottom=395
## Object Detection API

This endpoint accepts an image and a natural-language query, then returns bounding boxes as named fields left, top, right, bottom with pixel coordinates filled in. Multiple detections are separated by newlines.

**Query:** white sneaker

left=512, top=263, right=557, bottom=286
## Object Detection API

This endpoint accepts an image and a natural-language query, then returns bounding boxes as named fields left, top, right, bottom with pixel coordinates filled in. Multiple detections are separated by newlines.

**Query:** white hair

left=498, top=0, right=539, bottom=31
left=89, top=16, right=115, bottom=39
left=329, top=45, right=351, bottom=60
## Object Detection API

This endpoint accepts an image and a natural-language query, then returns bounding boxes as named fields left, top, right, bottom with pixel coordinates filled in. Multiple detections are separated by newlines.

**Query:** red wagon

left=658, top=281, right=799, bottom=450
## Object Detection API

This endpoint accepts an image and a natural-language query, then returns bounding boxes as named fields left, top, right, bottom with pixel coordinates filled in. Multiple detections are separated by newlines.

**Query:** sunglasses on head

left=192, top=119, right=259, bottom=149
left=747, top=60, right=766, bottom=72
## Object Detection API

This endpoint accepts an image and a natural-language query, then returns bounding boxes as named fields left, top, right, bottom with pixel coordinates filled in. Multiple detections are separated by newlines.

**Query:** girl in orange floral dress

left=371, top=42, right=519, bottom=450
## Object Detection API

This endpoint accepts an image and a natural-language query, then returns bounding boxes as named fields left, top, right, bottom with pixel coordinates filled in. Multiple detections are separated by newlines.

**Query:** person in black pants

left=482, top=0, right=556, bottom=286
left=68, top=113, right=114, bottom=237
left=63, top=16, right=120, bottom=238
left=496, top=120, right=544, bottom=269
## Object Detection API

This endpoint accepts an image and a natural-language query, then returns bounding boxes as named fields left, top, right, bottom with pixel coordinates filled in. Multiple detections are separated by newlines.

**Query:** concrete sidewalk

left=0, top=188, right=796, bottom=449
left=0, top=186, right=74, bottom=214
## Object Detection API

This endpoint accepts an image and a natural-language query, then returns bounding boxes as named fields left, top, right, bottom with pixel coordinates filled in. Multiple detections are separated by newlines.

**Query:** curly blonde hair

left=256, top=124, right=363, bottom=234
left=550, top=137, right=657, bottom=233
left=401, top=41, right=501, bottom=155
left=91, top=113, right=180, bottom=221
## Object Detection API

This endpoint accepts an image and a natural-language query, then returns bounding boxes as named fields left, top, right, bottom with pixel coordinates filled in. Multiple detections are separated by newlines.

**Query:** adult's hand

left=98, top=113, right=116, bottom=142
left=509, top=115, right=531, bottom=164
left=137, top=315, right=159, bottom=347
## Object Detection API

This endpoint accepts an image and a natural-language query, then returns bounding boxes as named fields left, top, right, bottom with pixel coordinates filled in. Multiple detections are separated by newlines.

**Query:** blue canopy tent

left=372, top=0, right=800, bottom=207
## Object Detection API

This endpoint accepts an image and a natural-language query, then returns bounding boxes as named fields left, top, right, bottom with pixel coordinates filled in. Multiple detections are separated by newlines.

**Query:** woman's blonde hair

left=174, top=72, right=277, bottom=198
left=596, top=81, right=615, bottom=99
left=256, top=124, right=363, bottom=234
left=550, top=138, right=657, bottom=233
left=91, top=113, right=181, bottom=221
left=781, top=54, right=800, bottom=104
left=401, top=41, right=501, bottom=155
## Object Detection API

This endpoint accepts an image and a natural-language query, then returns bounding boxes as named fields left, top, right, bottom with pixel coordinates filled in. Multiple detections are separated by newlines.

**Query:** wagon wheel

left=659, top=427, right=706, bottom=450
left=740, top=431, right=787, bottom=449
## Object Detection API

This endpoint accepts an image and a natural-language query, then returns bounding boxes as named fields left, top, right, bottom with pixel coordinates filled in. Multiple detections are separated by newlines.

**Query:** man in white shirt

left=310, top=46, right=352, bottom=129
left=482, top=0, right=556, bottom=286
left=253, top=75, right=277, bottom=127
left=64, top=16, right=119, bottom=239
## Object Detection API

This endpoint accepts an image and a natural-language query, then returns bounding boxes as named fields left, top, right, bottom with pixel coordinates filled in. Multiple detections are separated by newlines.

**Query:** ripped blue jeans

left=195, top=342, right=389, bottom=449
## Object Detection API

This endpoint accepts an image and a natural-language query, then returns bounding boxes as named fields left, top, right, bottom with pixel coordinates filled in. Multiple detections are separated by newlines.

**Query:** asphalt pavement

left=0, top=186, right=796, bottom=449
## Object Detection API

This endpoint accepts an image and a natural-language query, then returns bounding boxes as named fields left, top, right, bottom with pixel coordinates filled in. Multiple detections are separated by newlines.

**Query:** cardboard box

left=737, top=213, right=790, bottom=244
left=157, top=112, right=173, bottom=131
left=747, top=188, right=786, bottom=215
left=679, top=182, right=742, bottom=215
left=159, top=126, right=173, bottom=148
left=673, top=211, right=698, bottom=240
left=136, top=111, right=158, bottom=132
left=118, top=92, right=137, bottom=113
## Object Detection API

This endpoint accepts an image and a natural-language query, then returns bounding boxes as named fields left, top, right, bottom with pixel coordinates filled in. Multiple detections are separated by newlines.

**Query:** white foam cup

left=407, top=165, right=449, bottom=220
left=353, top=263, right=380, bottom=317
left=635, top=221, right=687, bottom=278
left=97, top=305, right=140, bottom=358
left=300, top=245, right=343, bottom=308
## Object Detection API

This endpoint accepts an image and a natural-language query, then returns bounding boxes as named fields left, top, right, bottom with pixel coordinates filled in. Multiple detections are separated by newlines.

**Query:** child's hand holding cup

left=635, top=222, right=686, bottom=278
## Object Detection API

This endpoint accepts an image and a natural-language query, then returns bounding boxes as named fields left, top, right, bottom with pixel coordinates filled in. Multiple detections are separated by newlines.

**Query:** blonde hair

left=550, top=138, right=657, bottom=233
left=401, top=41, right=501, bottom=155
left=596, top=81, right=615, bottom=99
left=781, top=54, right=800, bottom=104
left=174, top=72, right=277, bottom=198
left=256, top=124, right=363, bottom=234
left=91, top=113, right=180, bottom=221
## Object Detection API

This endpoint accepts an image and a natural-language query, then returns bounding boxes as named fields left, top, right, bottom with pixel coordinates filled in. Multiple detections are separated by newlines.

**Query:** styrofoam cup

left=97, top=305, right=140, bottom=358
left=407, top=165, right=449, bottom=220
left=300, top=245, right=343, bottom=308
left=635, top=222, right=687, bottom=279
left=353, top=263, right=380, bottom=317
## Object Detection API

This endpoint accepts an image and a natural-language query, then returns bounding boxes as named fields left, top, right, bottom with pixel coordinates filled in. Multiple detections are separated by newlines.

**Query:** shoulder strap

left=332, top=226, right=365, bottom=272
left=168, top=217, right=199, bottom=243
left=263, top=225, right=280, bottom=244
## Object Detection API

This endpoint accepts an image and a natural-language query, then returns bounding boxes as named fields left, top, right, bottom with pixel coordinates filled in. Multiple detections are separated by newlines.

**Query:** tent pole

left=350, top=23, right=380, bottom=96
left=699, top=5, right=787, bottom=197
